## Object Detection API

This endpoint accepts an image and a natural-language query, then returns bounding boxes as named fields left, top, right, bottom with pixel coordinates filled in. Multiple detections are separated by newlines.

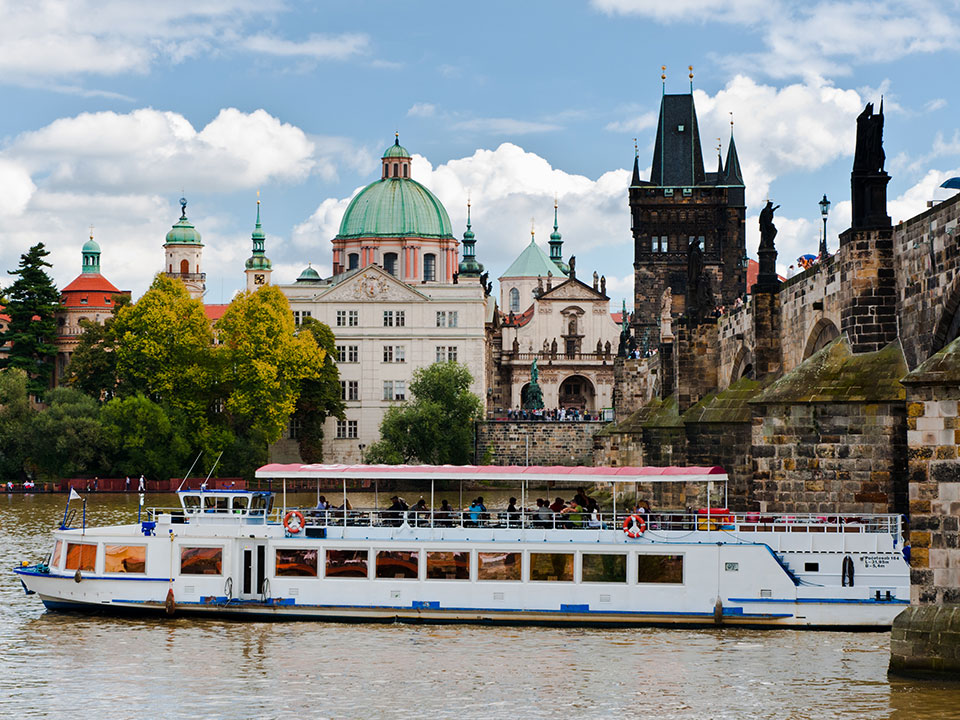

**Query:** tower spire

left=245, top=192, right=272, bottom=289
left=549, top=195, right=569, bottom=275
left=458, top=194, right=483, bottom=278
left=630, top=138, right=642, bottom=187
left=723, top=116, right=744, bottom=186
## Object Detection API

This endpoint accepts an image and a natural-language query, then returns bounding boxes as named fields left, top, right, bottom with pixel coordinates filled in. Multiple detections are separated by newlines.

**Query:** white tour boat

left=15, top=464, right=910, bottom=628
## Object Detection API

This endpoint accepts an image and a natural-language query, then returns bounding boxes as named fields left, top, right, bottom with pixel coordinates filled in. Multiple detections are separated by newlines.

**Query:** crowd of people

left=501, top=408, right=605, bottom=422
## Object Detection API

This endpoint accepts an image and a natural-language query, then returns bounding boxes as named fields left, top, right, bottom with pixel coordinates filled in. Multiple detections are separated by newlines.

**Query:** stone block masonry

left=476, top=421, right=601, bottom=466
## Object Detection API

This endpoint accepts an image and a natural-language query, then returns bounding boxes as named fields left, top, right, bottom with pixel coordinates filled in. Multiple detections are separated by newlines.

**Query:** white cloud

left=926, top=98, right=948, bottom=112
left=0, top=159, right=37, bottom=217
left=240, top=33, right=369, bottom=60
left=593, top=0, right=771, bottom=23
left=407, top=103, right=437, bottom=118
left=604, top=112, right=658, bottom=133
left=451, top=118, right=562, bottom=135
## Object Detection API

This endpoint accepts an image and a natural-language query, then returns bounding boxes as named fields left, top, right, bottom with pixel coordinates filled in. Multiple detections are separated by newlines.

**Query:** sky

left=1, top=0, right=960, bottom=312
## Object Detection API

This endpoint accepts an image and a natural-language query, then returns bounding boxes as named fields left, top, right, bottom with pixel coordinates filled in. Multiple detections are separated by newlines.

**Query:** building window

left=336, top=420, right=358, bottom=439
left=289, top=417, right=302, bottom=440
left=509, top=288, right=520, bottom=312
left=423, top=253, right=436, bottom=282
left=336, top=345, right=359, bottom=363
left=383, top=311, right=394, bottom=327
left=293, top=310, right=312, bottom=327
left=384, top=310, right=405, bottom=327
left=403, top=164, right=408, bottom=178
left=383, top=345, right=394, bottom=363
left=383, top=345, right=405, bottom=363
left=340, top=380, right=358, bottom=402
left=348, top=310, right=358, bottom=327
left=435, top=346, right=458, bottom=363
left=348, top=253, right=359, bottom=270
left=383, top=253, right=398, bottom=276
left=396, top=310, right=405, bottom=327
left=383, top=381, right=406, bottom=401
left=393, top=163, right=398, bottom=177
left=437, top=311, right=458, bottom=328
left=336, top=310, right=347, bottom=327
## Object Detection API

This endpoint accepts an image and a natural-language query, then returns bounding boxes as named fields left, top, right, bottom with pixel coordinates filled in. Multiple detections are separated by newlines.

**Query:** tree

left=215, top=286, right=327, bottom=445
left=29, top=387, right=109, bottom=479
left=294, top=316, right=345, bottom=462
left=365, top=361, right=483, bottom=464
left=100, top=393, right=190, bottom=481
left=110, top=274, right=215, bottom=427
left=64, top=317, right=120, bottom=399
left=0, top=244, right=61, bottom=396
left=0, top=369, right=35, bottom=479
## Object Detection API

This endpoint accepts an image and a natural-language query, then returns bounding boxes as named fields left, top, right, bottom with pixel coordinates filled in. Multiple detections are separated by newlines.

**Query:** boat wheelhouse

left=15, top=464, right=909, bottom=627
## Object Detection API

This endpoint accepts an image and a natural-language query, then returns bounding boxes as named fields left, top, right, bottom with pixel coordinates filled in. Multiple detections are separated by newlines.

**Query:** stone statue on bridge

left=523, top=358, right=544, bottom=410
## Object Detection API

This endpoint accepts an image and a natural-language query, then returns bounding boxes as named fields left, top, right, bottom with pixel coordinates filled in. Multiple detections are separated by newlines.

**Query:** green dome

left=82, top=239, right=100, bottom=254
left=297, top=265, right=321, bottom=282
left=165, top=200, right=202, bottom=245
left=383, top=142, right=410, bottom=159
left=337, top=178, right=454, bottom=239
left=245, top=256, right=271, bottom=270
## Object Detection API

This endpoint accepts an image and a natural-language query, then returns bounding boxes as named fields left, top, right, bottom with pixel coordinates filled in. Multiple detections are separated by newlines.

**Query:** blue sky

left=1, top=0, right=959, bottom=312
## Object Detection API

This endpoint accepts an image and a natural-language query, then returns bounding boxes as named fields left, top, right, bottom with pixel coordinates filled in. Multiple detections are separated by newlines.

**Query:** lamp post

left=819, top=194, right=831, bottom=258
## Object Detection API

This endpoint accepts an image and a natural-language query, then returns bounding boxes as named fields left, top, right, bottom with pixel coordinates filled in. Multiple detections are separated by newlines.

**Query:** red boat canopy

left=254, top=463, right=728, bottom=484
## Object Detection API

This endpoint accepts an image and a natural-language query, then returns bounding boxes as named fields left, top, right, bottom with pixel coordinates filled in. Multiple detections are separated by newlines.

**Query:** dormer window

left=80, top=296, right=88, bottom=304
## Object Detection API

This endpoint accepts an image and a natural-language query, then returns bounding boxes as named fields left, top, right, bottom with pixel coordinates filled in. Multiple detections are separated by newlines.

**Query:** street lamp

left=819, top=194, right=831, bottom=258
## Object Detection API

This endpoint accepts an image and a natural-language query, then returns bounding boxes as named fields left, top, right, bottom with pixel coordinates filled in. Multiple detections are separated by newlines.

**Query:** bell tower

left=245, top=195, right=273, bottom=292
left=163, top=197, right=205, bottom=299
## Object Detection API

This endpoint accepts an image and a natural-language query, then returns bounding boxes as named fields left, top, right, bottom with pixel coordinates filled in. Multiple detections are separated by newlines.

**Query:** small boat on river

left=14, top=464, right=909, bottom=628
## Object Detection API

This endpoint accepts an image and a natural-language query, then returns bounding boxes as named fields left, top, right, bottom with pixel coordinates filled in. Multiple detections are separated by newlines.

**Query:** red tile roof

left=501, top=305, right=534, bottom=327
left=204, top=304, right=229, bottom=322
left=60, top=273, right=125, bottom=309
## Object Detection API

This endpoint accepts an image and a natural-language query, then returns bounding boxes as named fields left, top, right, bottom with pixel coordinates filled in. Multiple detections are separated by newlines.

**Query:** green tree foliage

left=29, top=387, right=109, bottom=479
left=100, top=393, right=190, bottom=480
left=0, top=244, right=61, bottom=396
left=365, top=361, right=482, bottom=465
left=294, top=316, right=345, bottom=462
left=0, top=369, right=35, bottom=479
left=65, top=317, right=119, bottom=398
left=215, top=286, right=328, bottom=445
left=110, top=274, right=215, bottom=426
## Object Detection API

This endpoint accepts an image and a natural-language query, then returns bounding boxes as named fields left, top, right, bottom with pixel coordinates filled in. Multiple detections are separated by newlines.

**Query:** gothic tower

left=628, top=84, right=746, bottom=333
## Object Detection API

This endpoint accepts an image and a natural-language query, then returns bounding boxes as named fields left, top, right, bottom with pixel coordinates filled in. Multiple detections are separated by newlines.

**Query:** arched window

left=383, top=252, right=398, bottom=276
left=348, top=253, right=359, bottom=270
left=423, top=253, right=436, bottom=282
left=509, top=288, right=520, bottom=312
left=180, top=259, right=189, bottom=275
left=403, top=164, right=408, bottom=178
left=393, top=163, right=399, bottom=177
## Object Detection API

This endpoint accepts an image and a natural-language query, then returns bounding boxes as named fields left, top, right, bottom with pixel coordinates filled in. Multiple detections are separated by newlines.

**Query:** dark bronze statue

left=758, top=201, right=780, bottom=250
left=854, top=101, right=885, bottom=174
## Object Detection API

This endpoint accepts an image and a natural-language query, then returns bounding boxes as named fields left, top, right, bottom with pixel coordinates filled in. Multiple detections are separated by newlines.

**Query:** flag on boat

left=69, top=488, right=82, bottom=501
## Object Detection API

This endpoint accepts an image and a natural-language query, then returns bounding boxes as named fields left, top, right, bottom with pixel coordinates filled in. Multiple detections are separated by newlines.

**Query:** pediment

left=316, top=265, right=429, bottom=303
left=539, top=277, right=606, bottom=301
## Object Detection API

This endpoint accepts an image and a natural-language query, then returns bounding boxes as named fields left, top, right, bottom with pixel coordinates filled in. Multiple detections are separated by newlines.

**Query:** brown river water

left=2, top=491, right=959, bottom=720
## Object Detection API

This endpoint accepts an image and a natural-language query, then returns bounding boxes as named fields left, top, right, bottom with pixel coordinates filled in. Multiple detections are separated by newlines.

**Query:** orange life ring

left=283, top=510, right=305, bottom=534
left=623, top=514, right=646, bottom=538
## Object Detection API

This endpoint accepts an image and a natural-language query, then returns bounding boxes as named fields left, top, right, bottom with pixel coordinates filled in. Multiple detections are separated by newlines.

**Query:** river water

left=2, top=492, right=959, bottom=720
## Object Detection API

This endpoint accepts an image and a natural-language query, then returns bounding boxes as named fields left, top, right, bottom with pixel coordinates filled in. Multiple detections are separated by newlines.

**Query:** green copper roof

left=82, top=239, right=100, bottom=254
left=165, top=199, right=202, bottom=245
left=297, top=265, right=321, bottom=282
left=245, top=201, right=272, bottom=271
left=337, top=177, right=454, bottom=239
left=383, top=141, right=411, bottom=159
left=500, top=235, right=566, bottom=279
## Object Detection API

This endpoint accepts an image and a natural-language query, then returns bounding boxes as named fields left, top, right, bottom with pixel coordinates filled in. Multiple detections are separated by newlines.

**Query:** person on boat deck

left=586, top=498, right=605, bottom=529
left=505, top=497, right=519, bottom=527
left=336, top=498, right=353, bottom=511
left=562, top=499, right=585, bottom=528
left=573, top=486, right=591, bottom=508
left=316, top=496, right=329, bottom=510
left=386, top=496, right=407, bottom=526
left=533, top=498, right=550, bottom=528
left=549, top=497, right=566, bottom=514
left=467, top=497, right=486, bottom=527
left=438, top=499, right=454, bottom=527
left=411, top=497, right=428, bottom=526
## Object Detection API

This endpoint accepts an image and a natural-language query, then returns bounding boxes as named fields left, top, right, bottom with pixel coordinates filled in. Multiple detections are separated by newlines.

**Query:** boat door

left=240, top=542, right=268, bottom=600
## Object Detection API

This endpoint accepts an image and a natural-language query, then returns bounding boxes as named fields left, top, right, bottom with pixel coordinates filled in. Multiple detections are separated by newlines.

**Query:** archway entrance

left=803, top=319, right=840, bottom=360
left=558, top=375, right=595, bottom=410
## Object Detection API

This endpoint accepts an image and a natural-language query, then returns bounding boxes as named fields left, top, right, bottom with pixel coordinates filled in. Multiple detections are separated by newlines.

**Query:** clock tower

left=245, top=196, right=273, bottom=292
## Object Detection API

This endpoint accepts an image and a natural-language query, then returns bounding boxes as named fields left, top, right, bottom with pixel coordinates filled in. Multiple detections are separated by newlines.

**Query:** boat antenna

left=203, top=451, right=224, bottom=489
left=177, top=451, right=204, bottom=492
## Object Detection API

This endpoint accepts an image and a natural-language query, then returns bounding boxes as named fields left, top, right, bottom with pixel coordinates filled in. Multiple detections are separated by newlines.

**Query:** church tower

left=163, top=197, right=205, bottom=299
left=629, top=74, right=746, bottom=333
left=245, top=196, right=273, bottom=291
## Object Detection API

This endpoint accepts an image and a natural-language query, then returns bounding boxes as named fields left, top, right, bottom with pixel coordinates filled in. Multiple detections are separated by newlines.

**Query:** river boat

left=14, top=464, right=910, bottom=628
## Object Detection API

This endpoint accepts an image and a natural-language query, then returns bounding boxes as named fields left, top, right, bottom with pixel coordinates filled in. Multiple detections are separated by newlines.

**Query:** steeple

left=457, top=197, right=484, bottom=277
left=630, top=138, right=642, bottom=187
left=723, top=121, right=744, bottom=186
left=81, top=226, right=101, bottom=274
left=245, top=194, right=273, bottom=290
left=650, top=90, right=706, bottom=187
left=549, top=197, right=569, bottom=275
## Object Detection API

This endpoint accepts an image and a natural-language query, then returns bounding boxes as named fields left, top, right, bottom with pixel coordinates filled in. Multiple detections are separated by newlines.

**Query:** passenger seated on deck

left=549, top=497, right=566, bottom=514
left=467, top=497, right=486, bottom=527
left=438, top=499, right=454, bottom=527
left=533, top=498, right=550, bottom=528
left=505, top=497, right=519, bottom=527
left=562, top=500, right=584, bottom=528
left=411, top=497, right=428, bottom=526
left=316, top=496, right=329, bottom=510
left=587, top=498, right=605, bottom=529
left=386, top=496, right=407, bottom=526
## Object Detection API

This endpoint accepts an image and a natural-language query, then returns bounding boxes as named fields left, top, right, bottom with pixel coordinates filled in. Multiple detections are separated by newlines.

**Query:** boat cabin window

left=275, top=548, right=318, bottom=577
left=376, top=550, right=418, bottom=580
left=180, top=546, right=223, bottom=575
left=477, top=552, right=521, bottom=581
left=637, top=554, right=683, bottom=584
left=182, top=495, right=201, bottom=513
left=104, top=545, right=146, bottom=574
left=582, top=554, right=627, bottom=583
left=250, top=494, right=271, bottom=517
left=204, top=496, right=229, bottom=512
left=426, top=551, right=469, bottom=580
left=51, top=540, right=63, bottom=569
left=325, top=549, right=368, bottom=578
left=232, top=496, right=249, bottom=513
left=65, top=542, right=96, bottom=571
left=530, top=553, right=574, bottom=582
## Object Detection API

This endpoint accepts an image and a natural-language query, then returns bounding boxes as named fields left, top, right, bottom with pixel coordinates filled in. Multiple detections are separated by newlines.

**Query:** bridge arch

left=730, top=345, right=754, bottom=384
left=931, top=274, right=960, bottom=360
left=802, top=318, right=840, bottom=361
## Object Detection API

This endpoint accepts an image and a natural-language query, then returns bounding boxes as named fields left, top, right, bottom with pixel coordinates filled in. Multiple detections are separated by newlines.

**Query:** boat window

left=477, top=552, right=521, bottom=581
left=104, top=545, right=146, bottom=574
left=530, top=553, right=574, bottom=582
left=204, top=496, right=229, bottom=512
left=637, top=554, right=683, bottom=584
left=581, top=553, right=627, bottom=583
left=51, top=540, right=63, bottom=568
left=180, top=546, right=223, bottom=575
left=65, top=542, right=96, bottom=571
left=182, top=495, right=201, bottom=513
left=250, top=495, right=266, bottom=516
left=426, top=551, right=470, bottom=580
left=275, top=548, right=318, bottom=577
left=325, top=550, right=368, bottom=578
left=232, top=496, right=249, bottom=513
left=376, top=550, right=419, bottom=579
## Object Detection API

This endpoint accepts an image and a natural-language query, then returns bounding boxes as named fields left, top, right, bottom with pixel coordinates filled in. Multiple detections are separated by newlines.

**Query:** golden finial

left=531, top=217, right=535, bottom=238
left=554, top=193, right=558, bottom=210
left=729, top=111, right=734, bottom=128
left=467, top=190, right=471, bottom=209
left=660, top=65, right=666, bottom=81
left=633, top=137, right=638, bottom=156
left=688, top=65, right=694, bottom=79
left=89, top=224, right=94, bottom=241
left=256, top=188, right=260, bottom=206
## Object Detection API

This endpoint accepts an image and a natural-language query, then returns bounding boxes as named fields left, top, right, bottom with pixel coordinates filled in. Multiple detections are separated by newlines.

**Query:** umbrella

left=797, top=253, right=817, bottom=269
left=940, top=177, right=960, bottom=190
